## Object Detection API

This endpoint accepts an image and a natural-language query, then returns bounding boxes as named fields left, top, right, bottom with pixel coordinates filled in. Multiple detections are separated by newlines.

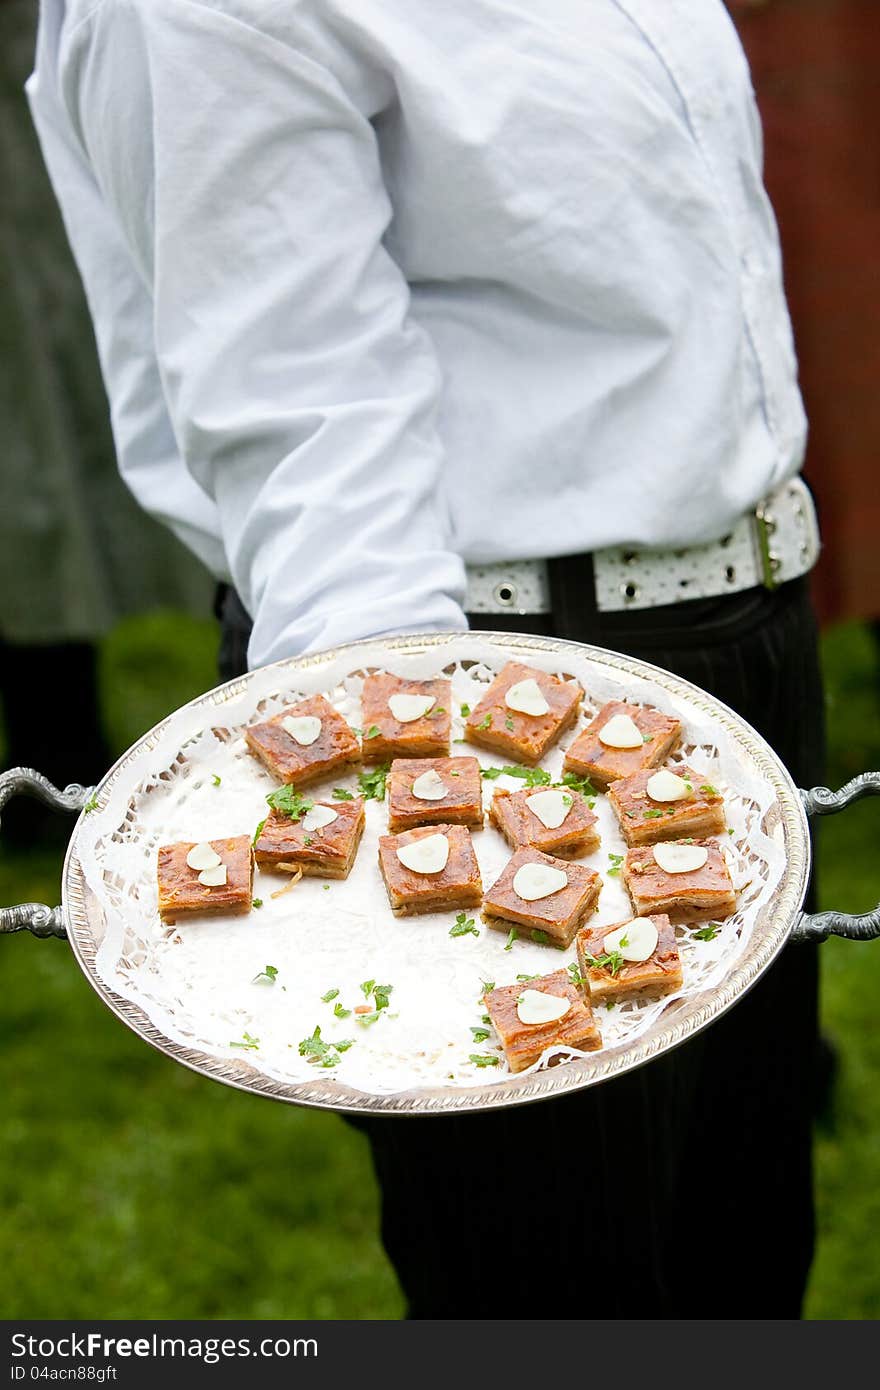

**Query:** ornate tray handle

left=0, top=767, right=95, bottom=940
left=790, top=773, right=880, bottom=943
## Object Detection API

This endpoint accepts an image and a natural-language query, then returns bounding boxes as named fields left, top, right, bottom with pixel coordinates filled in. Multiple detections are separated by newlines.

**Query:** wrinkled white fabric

left=28, top=0, right=806, bottom=667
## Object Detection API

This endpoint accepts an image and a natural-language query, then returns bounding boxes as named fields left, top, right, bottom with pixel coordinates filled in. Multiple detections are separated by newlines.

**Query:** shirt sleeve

left=54, top=0, right=467, bottom=666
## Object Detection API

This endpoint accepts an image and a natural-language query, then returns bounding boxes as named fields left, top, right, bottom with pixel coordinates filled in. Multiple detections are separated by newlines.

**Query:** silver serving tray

left=2, top=630, right=878, bottom=1115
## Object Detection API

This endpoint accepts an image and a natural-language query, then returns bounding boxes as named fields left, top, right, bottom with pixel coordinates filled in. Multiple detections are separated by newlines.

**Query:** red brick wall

left=731, top=0, right=880, bottom=622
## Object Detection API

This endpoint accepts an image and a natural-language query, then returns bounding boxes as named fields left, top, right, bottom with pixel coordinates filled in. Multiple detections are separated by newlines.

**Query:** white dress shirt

left=28, top=0, right=806, bottom=668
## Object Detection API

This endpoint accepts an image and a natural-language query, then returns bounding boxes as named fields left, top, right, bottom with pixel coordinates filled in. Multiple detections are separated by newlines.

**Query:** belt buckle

left=753, top=502, right=781, bottom=590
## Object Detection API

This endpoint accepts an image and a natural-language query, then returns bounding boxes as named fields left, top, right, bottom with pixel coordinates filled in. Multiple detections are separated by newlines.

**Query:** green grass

left=1, top=612, right=878, bottom=1318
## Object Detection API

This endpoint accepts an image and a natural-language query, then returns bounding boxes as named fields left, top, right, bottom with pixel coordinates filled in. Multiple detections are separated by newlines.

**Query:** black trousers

left=217, top=574, right=825, bottom=1319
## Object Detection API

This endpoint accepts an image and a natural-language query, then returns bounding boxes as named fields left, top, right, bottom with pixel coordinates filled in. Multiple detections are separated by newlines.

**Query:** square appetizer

left=563, top=699, right=681, bottom=791
left=484, top=970, right=602, bottom=1072
left=253, top=795, right=366, bottom=879
left=482, top=847, right=601, bottom=948
left=622, top=839, right=736, bottom=923
left=488, top=785, right=599, bottom=858
left=387, top=756, right=483, bottom=832
left=464, top=661, right=582, bottom=766
left=378, top=824, right=482, bottom=916
left=157, top=834, right=254, bottom=923
left=576, top=913, right=683, bottom=1003
left=245, top=693, right=360, bottom=788
left=360, top=673, right=451, bottom=762
left=608, top=764, right=726, bottom=846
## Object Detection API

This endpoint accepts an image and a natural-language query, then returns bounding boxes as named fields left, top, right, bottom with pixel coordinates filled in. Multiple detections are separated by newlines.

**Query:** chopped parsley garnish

left=357, top=763, right=390, bottom=801
left=321, top=988, right=340, bottom=1003
left=450, top=912, right=479, bottom=938
left=211, top=774, right=222, bottom=787
left=252, top=817, right=266, bottom=846
left=558, top=771, right=599, bottom=799
left=230, top=1031, right=260, bottom=1051
left=322, top=884, right=330, bottom=890
left=699, top=784, right=719, bottom=797
left=567, top=962, right=585, bottom=988
left=469, top=1053, right=500, bottom=1068
left=728, top=827, right=735, bottom=836
left=253, top=965, right=278, bottom=985
left=642, top=733, right=653, bottom=744
left=477, top=714, right=492, bottom=730
left=363, top=725, right=381, bottom=740
left=694, top=923, right=722, bottom=941
left=433, top=707, right=446, bottom=717
left=607, top=853, right=625, bottom=876
left=605, top=1000, right=615, bottom=1011
left=83, top=794, right=99, bottom=814
left=470, top=1027, right=492, bottom=1043
left=516, top=972, right=539, bottom=983
left=460, top=703, right=471, bottom=717
left=304, top=835, right=313, bottom=846
left=252, top=898, right=263, bottom=909
left=481, top=764, right=552, bottom=788
left=359, top=980, right=393, bottom=1015
left=504, top=928, right=518, bottom=952
left=583, top=950, right=624, bottom=977
left=297, top=1025, right=353, bottom=1068
left=480, top=980, right=495, bottom=998
left=332, top=787, right=355, bottom=801
left=505, top=715, right=515, bottom=731
left=531, top=929, right=549, bottom=945
left=334, top=1002, right=351, bottom=1019
left=265, top=786, right=314, bottom=822
left=643, top=809, right=666, bottom=819
left=334, top=1039, right=354, bottom=1053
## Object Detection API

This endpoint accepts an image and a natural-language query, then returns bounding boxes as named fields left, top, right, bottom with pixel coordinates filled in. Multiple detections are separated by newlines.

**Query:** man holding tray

left=28, top=1, right=824, bottom=1317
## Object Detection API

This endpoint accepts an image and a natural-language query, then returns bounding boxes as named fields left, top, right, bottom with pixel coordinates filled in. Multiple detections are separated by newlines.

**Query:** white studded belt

left=464, top=476, right=820, bottom=616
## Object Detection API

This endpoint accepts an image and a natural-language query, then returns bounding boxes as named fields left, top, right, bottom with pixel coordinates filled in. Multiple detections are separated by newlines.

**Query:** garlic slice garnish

left=645, top=769, right=690, bottom=803
left=505, top=678, right=550, bottom=717
left=516, top=989, right=571, bottom=1025
left=512, top=861, right=568, bottom=901
left=598, top=713, right=643, bottom=749
left=411, top=769, right=449, bottom=801
left=281, top=714, right=322, bottom=746
left=186, top=842, right=222, bottom=872
left=397, top=833, right=449, bottom=875
left=198, top=864, right=228, bottom=887
left=653, top=843, right=709, bottom=874
left=603, top=917, right=658, bottom=962
left=526, top=788, right=572, bottom=830
left=302, top=805, right=338, bottom=832
left=389, top=693, right=436, bottom=723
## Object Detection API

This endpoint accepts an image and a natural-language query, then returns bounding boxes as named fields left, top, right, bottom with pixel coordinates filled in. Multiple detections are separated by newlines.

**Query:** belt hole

left=720, top=534, right=733, bottom=548
left=494, top=582, right=516, bottom=607
left=679, top=578, right=690, bottom=588
left=725, top=564, right=736, bottom=582
left=621, top=581, right=639, bottom=602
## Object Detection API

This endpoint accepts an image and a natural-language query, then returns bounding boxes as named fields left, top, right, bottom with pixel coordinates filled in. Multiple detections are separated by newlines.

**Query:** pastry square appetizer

left=482, top=847, right=601, bottom=948
left=360, top=673, right=451, bottom=762
left=576, top=913, right=683, bottom=1003
left=245, top=694, right=360, bottom=788
left=484, top=970, right=602, bottom=1073
left=563, top=700, right=681, bottom=791
left=387, top=756, right=483, bottom=832
left=489, top=785, right=600, bottom=859
left=378, top=824, right=482, bottom=916
left=464, top=661, right=582, bottom=765
left=608, top=764, right=726, bottom=846
left=253, top=795, right=366, bottom=879
left=157, top=835, right=254, bottom=923
left=622, top=839, right=736, bottom=924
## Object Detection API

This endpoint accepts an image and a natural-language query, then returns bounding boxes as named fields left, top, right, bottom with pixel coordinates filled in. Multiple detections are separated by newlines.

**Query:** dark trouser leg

left=0, top=636, right=110, bottom=844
